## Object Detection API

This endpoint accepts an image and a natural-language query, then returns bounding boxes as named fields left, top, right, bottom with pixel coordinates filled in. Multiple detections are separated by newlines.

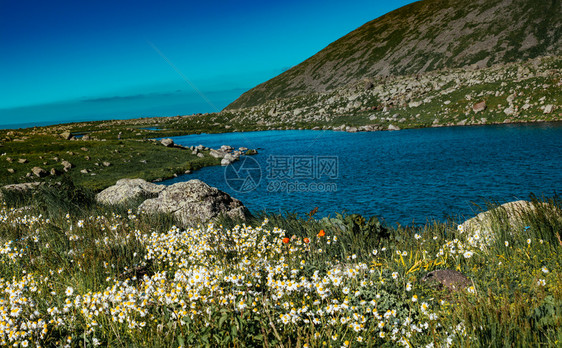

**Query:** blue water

left=163, top=123, right=562, bottom=225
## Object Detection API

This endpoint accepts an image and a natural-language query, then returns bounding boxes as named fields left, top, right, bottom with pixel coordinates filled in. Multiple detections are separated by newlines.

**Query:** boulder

left=96, top=178, right=165, bottom=205
left=209, top=149, right=227, bottom=158
left=18, top=158, right=28, bottom=164
left=387, top=124, right=400, bottom=131
left=408, top=101, right=422, bottom=108
left=543, top=105, right=554, bottom=114
left=459, top=200, right=560, bottom=243
left=61, top=160, right=73, bottom=172
left=503, top=107, right=515, bottom=116
left=32, top=167, right=47, bottom=177
left=0, top=182, right=42, bottom=201
left=60, top=131, right=72, bottom=140
left=160, top=138, right=174, bottom=147
left=472, top=101, right=487, bottom=113
left=138, top=179, right=249, bottom=226
left=421, top=270, right=471, bottom=291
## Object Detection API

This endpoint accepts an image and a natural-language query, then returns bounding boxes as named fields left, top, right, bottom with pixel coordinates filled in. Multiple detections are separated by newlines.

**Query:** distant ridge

left=226, top=0, right=561, bottom=110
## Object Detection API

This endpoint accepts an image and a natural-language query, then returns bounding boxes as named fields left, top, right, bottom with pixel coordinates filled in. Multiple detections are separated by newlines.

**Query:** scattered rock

left=503, top=107, right=515, bottom=116
left=50, top=168, right=60, bottom=176
left=5, top=157, right=12, bottom=163
left=138, top=179, right=249, bottom=226
left=543, top=104, right=554, bottom=114
left=387, top=124, right=400, bottom=131
left=421, top=270, right=471, bottom=291
left=31, top=167, right=47, bottom=177
left=102, top=162, right=111, bottom=167
left=7, top=168, right=15, bottom=174
left=210, top=149, right=227, bottom=158
left=0, top=182, right=42, bottom=200
left=80, top=169, right=89, bottom=174
left=60, top=131, right=72, bottom=140
left=472, top=101, right=487, bottom=113
left=161, top=138, right=174, bottom=147
left=81, top=147, right=89, bottom=152
left=18, top=158, right=28, bottom=164
left=61, top=161, right=73, bottom=172
left=82, top=135, right=90, bottom=141
left=408, top=101, right=422, bottom=108
left=96, top=178, right=165, bottom=205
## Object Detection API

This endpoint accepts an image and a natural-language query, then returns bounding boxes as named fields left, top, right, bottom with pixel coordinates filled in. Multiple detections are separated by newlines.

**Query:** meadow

left=0, top=182, right=561, bottom=347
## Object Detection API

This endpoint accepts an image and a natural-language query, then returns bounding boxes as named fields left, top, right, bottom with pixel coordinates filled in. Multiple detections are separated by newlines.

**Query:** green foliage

left=33, top=176, right=96, bottom=217
left=0, top=180, right=561, bottom=347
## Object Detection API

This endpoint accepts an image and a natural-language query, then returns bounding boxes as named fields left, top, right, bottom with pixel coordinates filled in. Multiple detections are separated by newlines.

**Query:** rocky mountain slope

left=227, top=0, right=561, bottom=110
left=221, top=55, right=561, bottom=131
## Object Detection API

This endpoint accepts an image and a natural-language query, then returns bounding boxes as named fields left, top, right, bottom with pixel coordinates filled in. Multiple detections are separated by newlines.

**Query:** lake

left=162, top=123, right=562, bottom=225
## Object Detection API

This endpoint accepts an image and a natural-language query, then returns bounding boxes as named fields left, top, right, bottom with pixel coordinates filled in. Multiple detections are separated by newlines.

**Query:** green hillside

left=227, top=0, right=561, bottom=110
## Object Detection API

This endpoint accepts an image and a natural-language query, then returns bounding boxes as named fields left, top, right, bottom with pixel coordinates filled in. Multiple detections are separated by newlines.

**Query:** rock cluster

left=97, top=179, right=249, bottom=226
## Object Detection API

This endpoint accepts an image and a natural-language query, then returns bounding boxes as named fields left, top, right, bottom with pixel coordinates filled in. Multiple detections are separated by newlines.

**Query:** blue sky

left=0, top=0, right=415, bottom=127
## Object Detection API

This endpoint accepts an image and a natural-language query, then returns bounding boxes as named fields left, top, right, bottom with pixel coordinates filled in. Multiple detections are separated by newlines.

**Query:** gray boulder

left=0, top=182, right=42, bottom=201
left=61, top=160, right=73, bottom=172
left=96, top=178, right=165, bottom=205
left=138, top=179, right=249, bottom=226
left=543, top=105, right=554, bottom=114
left=459, top=200, right=561, bottom=245
left=161, top=138, right=174, bottom=147
left=32, top=167, right=47, bottom=177
left=209, top=149, right=227, bottom=158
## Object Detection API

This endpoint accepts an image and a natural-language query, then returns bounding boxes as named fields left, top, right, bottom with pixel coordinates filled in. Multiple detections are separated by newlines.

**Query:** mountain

left=226, top=0, right=561, bottom=110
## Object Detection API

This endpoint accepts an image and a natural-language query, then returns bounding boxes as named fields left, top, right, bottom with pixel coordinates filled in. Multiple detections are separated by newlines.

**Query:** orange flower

left=303, top=237, right=310, bottom=244
left=318, top=230, right=325, bottom=237
left=282, top=237, right=290, bottom=244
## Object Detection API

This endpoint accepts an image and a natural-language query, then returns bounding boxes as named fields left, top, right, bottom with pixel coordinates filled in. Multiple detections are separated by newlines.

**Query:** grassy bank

left=0, top=133, right=220, bottom=190
left=0, top=185, right=560, bottom=347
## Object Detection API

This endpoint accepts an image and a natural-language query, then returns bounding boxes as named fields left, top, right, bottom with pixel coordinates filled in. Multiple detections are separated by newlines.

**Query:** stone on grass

left=161, top=138, right=174, bottom=147
left=138, top=179, right=249, bottom=226
left=96, top=178, right=165, bottom=205
left=32, top=167, right=47, bottom=177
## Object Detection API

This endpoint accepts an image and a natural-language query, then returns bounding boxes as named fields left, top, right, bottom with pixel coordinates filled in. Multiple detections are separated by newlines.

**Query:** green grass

left=0, top=188, right=560, bottom=347
left=0, top=133, right=221, bottom=190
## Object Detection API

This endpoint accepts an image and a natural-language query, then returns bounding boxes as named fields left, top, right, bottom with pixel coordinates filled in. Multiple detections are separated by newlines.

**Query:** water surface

left=163, top=123, right=562, bottom=225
